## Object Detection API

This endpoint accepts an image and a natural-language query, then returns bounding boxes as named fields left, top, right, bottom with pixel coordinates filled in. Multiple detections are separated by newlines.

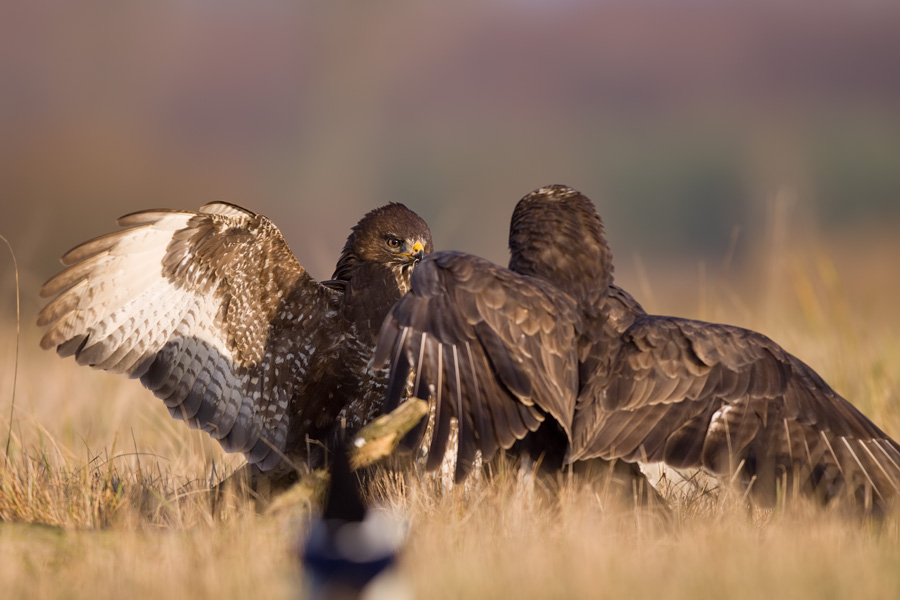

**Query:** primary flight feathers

left=39, top=201, right=433, bottom=470
left=376, top=184, right=900, bottom=508
left=38, top=188, right=900, bottom=509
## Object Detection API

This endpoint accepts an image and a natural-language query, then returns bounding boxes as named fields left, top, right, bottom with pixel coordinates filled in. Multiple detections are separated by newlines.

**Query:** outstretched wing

left=374, top=251, right=580, bottom=482
left=572, top=317, right=900, bottom=506
left=38, top=202, right=338, bottom=469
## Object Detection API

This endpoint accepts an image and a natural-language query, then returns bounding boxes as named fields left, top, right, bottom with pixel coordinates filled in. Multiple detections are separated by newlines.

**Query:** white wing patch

left=39, top=206, right=316, bottom=469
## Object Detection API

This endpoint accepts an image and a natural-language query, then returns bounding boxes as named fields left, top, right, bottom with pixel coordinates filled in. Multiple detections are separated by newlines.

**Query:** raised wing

left=374, top=251, right=581, bottom=481
left=38, top=202, right=338, bottom=469
left=572, top=317, right=900, bottom=506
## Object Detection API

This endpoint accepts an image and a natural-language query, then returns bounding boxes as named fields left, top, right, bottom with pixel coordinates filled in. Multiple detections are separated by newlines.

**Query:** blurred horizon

left=3, top=7, right=900, bottom=597
left=2, top=1, right=900, bottom=329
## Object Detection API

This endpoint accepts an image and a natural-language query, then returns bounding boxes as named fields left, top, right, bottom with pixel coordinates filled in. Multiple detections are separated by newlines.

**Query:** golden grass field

left=2, top=227, right=900, bottom=599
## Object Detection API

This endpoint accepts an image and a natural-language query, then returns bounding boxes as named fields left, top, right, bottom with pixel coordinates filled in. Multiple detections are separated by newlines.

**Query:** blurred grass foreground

left=2, top=2, right=900, bottom=599
left=1, top=263, right=899, bottom=600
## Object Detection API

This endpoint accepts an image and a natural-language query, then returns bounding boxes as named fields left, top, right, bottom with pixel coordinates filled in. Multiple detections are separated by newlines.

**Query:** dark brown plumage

left=38, top=201, right=432, bottom=471
left=375, top=184, right=900, bottom=509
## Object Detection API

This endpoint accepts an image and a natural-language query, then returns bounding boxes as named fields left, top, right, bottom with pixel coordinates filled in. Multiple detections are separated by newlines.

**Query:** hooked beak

left=405, top=241, right=425, bottom=263
left=411, top=241, right=425, bottom=262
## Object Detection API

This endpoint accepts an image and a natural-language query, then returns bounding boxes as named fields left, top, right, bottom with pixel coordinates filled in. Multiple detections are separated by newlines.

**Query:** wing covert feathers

left=375, top=186, right=900, bottom=508
left=38, top=203, right=331, bottom=469
left=571, top=316, right=900, bottom=507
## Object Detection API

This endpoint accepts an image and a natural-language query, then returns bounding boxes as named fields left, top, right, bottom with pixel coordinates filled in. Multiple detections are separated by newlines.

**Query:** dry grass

left=2, top=232, right=900, bottom=599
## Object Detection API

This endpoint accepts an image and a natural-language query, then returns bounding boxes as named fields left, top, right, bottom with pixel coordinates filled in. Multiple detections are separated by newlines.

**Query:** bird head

left=330, top=203, right=433, bottom=293
left=351, top=202, right=431, bottom=266
left=508, top=184, right=614, bottom=304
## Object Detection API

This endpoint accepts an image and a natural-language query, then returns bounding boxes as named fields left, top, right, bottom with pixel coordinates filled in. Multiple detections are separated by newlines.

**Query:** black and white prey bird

left=301, top=445, right=409, bottom=600
left=375, top=184, right=900, bottom=509
left=38, top=201, right=433, bottom=473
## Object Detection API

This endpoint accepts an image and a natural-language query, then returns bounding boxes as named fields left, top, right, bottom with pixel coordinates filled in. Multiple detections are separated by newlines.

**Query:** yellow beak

left=402, top=241, right=425, bottom=262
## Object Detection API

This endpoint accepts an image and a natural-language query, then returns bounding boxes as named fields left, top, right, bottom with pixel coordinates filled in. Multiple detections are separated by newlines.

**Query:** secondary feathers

left=377, top=184, right=900, bottom=509
left=39, top=201, right=433, bottom=471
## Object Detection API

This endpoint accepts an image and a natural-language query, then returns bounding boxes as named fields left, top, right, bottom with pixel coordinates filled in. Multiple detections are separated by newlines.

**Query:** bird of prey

left=38, top=201, right=433, bottom=474
left=375, top=184, right=900, bottom=509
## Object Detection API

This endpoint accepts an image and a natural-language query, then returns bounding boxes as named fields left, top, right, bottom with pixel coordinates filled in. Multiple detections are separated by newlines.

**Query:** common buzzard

left=38, top=202, right=432, bottom=472
left=376, top=185, right=900, bottom=508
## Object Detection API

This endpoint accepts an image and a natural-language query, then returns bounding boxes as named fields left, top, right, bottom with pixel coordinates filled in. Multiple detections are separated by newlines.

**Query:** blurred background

left=2, top=1, right=900, bottom=340
left=2, top=6, right=900, bottom=593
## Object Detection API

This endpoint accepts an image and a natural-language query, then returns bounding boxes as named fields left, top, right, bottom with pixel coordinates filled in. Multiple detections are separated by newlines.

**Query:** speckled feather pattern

left=378, top=184, right=900, bottom=507
left=39, top=201, right=432, bottom=471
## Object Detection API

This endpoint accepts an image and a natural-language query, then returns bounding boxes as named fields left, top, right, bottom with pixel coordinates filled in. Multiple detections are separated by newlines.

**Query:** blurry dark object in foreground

left=300, top=447, right=409, bottom=600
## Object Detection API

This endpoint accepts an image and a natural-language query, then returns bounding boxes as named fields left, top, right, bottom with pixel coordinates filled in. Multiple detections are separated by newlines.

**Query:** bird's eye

left=387, top=237, right=402, bottom=249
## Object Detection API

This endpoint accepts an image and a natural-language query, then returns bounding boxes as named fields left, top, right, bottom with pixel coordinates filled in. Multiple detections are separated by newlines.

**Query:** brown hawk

left=38, top=202, right=432, bottom=472
left=376, top=185, right=900, bottom=509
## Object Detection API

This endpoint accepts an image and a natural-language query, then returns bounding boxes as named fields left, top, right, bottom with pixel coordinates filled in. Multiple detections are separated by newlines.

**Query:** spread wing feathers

left=374, top=251, right=580, bottom=481
left=572, top=317, right=900, bottom=505
left=38, top=202, right=335, bottom=468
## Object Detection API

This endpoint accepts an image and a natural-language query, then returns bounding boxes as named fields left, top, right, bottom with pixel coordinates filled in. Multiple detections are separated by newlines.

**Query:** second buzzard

left=376, top=185, right=900, bottom=509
